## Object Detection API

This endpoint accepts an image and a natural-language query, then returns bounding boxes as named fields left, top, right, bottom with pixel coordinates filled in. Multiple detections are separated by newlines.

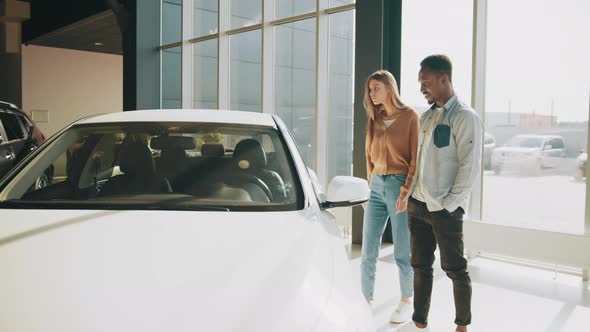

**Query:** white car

left=0, top=110, right=373, bottom=332
left=491, top=134, right=566, bottom=175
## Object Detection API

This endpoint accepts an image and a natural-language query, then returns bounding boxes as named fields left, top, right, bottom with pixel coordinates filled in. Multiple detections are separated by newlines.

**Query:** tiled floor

left=346, top=243, right=590, bottom=332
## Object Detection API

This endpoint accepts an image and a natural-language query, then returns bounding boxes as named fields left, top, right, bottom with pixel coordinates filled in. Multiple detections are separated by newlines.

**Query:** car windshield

left=506, top=136, right=544, bottom=148
left=0, top=122, right=303, bottom=211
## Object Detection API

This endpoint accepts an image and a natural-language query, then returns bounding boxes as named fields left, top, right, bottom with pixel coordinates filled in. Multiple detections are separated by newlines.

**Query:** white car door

left=543, top=138, right=565, bottom=169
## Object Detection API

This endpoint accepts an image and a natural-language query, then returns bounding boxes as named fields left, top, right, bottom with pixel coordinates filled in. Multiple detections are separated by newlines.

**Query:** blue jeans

left=361, top=174, right=413, bottom=301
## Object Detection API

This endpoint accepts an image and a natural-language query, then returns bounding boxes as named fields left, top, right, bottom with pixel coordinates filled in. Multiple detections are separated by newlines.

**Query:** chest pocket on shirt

left=433, top=124, right=451, bottom=148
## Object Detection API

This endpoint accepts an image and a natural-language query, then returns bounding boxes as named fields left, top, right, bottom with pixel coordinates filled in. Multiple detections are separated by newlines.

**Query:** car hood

left=0, top=209, right=345, bottom=332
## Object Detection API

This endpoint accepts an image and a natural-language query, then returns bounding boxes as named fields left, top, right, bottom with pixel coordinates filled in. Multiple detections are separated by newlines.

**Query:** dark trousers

left=408, top=196, right=472, bottom=326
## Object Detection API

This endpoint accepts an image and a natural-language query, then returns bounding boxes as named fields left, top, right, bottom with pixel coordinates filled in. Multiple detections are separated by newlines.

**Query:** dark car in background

left=0, top=101, right=48, bottom=186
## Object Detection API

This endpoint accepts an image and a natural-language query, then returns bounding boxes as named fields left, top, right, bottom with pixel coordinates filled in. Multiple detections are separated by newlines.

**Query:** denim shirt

left=408, top=95, right=483, bottom=213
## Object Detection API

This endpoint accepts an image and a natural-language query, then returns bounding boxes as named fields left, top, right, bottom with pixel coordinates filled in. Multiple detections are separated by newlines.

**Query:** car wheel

left=493, top=165, right=502, bottom=175
left=575, top=168, right=585, bottom=181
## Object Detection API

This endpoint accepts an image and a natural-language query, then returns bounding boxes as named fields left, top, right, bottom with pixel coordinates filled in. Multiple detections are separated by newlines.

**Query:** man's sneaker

left=389, top=301, right=412, bottom=324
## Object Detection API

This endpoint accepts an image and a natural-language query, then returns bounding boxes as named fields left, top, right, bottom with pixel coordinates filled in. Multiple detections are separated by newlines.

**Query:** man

left=407, top=55, right=483, bottom=332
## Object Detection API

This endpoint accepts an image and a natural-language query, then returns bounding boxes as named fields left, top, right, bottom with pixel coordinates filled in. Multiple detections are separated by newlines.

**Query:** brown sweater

left=365, top=109, right=420, bottom=199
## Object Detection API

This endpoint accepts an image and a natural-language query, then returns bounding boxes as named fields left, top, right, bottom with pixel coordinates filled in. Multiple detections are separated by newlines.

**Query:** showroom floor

left=346, top=243, right=590, bottom=332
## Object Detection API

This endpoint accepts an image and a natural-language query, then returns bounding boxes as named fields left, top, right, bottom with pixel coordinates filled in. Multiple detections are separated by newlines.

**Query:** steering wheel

left=225, top=173, right=273, bottom=202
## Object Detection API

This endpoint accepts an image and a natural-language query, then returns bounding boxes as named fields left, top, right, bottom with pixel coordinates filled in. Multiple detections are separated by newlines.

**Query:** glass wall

left=161, top=0, right=182, bottom=45
left=330, top=0, right=354, bottom=7
left=482, top=0, right=589, bottom=234
left=275, top=0, right=315, bottom=19
left=230, top=30, right=262, bottom=112
left=327, top=9, right=355, bottom=179
left=192, top=39, right=218, bottom=109
left=159, top=0, right=357, bottom=181
left=401, top=0, right=589, bottom=238
left=230, top=0, right=262, bottom=29
left=161, top=46, right=182, bottom=108
left=192, top=0, right=218, bottom=37
left=400, top=0, right=473, bottom=112
left=274, top=18, right=316, bottom=166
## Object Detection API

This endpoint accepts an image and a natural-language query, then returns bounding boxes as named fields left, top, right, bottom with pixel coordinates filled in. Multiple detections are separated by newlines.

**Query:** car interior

left=2, top=123, right=300, bottom=210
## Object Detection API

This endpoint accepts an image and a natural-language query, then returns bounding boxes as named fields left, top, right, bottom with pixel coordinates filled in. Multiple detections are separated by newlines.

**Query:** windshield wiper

left=142, top=204, right=230, bottom=212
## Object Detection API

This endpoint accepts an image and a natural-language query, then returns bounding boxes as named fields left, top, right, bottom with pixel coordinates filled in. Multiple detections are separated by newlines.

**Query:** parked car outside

left=491, top=134, right=566, bottom=175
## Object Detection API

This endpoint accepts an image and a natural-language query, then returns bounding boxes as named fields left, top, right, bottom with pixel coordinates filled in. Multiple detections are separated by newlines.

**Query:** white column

left=469, top=0, right=487, bottom=221
left=585, top=89, right=590, bottom=236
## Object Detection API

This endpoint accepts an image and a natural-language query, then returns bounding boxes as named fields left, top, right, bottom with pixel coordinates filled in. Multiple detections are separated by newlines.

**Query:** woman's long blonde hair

left=363, top=70, right=409, bottom=145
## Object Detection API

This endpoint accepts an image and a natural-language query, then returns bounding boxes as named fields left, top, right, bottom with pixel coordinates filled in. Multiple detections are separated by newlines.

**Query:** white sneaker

left=389, top=301, right=413, bottom=324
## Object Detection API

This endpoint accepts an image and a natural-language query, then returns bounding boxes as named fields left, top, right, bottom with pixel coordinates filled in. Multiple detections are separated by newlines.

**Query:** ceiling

left=25, top=9, right=122, bottom=55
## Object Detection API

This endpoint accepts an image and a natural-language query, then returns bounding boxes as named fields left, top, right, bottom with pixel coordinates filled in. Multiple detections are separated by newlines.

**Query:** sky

left=399, top=0, right=590, bottom=122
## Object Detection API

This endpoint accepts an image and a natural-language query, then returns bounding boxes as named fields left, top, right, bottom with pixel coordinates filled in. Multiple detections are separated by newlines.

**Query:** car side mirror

left=320, top=176, right=370, bottom=209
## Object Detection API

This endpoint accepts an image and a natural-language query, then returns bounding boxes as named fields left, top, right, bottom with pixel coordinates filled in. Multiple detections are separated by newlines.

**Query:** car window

left=18, top=115, right=33, bottom=138
left=0, top=122, right=304, bottom=211
left=0, top=117, right=6, bottom=142
left=0, top=112, right=25, bottom=141
left=507, top=136, right=543, bottom=148
left=552, top=138, right=564, bottom=149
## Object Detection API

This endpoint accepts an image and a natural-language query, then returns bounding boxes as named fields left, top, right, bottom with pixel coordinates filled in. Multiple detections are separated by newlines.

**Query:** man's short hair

left=420, top=55, right=453, bottom=82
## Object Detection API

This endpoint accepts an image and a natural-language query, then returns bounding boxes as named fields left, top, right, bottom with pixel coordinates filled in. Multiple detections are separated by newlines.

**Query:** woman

left=361, top=70, right=419, bottom=324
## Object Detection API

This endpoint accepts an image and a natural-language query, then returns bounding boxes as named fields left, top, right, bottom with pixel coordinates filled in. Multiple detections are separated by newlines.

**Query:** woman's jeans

left=361, top=174, right=413, bottom=301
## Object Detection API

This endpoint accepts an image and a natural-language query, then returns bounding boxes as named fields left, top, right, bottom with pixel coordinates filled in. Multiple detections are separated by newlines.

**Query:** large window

left=159, top=1, right=356, bottom=184
left=275, top=0, right=315, bottom=20
left=161, top=0, right=183, bottom=109
left=274, top=18, right=317, bottom=167
left=230, top=0, right=262, bottom=29
left=161, top=0, right=182, bottom=45
left=327, top=10, right=355, bottom=179
left=192, top=0, right=218, bottom=38
left=162, top=46, right=182, bottom=108
left=330, top=0, right=354, bottom=7
left=400, top=0, right=473, bottom=112
left=399, top=0, right=589, bottom=245
left=230, top=30, right=262, bottom=112
left=192, top=39, right=218, bottom=109
left=482, top=0, right=589, bottom=234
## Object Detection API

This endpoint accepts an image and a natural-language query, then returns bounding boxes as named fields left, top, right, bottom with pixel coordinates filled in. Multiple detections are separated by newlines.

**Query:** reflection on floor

left=345, top=243, right=590, bottom=332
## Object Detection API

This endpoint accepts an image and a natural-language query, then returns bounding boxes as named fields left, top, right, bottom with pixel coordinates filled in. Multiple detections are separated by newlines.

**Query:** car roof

left=0, top=101, right=20, bottom=112
left=514, top=134, right=563, bottom=139
left=75, top=109, right=277, bottom=128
